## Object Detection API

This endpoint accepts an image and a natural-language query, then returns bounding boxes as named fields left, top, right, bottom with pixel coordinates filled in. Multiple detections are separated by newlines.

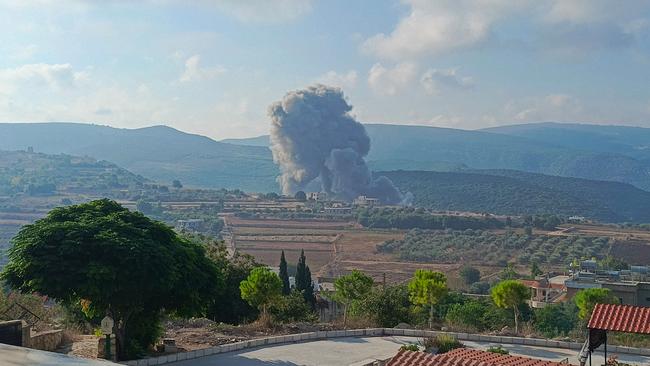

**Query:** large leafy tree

left=408, top=269, right=448, bottom=328
left=239, top=267, right=282, bottom=321
left=333, top=269, right=374, bottom=327
left=192, top=234, right=261, bottom=324
left=0, top=199, right=222, bottom=360
left=279, top=250, right=290, bottom=295
left=574, top=288, right=619, bottom=320
left=491, top=280, right=529, bottom=333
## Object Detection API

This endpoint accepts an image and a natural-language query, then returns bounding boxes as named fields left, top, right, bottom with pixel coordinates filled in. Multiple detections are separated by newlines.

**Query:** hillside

left=0, top=150, right=146, bottom=195
left=223, top=123, right=650, bottom=190
left=3, top=122, right=650, bottom=192
left=0, top=123, right=278, bottom=192
left=379, top=170, right=650, bottom=223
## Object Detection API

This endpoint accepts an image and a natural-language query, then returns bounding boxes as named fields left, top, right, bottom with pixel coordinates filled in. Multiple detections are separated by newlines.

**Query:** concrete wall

left=29, top=329, right=63, bottom=352
left=120, top=328, right=650, bottom=366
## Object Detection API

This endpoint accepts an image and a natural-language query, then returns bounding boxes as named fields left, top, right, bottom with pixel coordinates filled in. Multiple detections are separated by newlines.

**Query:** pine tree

left=279, top=250, right=290, bottom=295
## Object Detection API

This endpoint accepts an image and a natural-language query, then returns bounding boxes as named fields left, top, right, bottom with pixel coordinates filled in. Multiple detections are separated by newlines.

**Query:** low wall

left=29, top=329, right=64, bottom=351
left=121, top=328, right=650, bottom=366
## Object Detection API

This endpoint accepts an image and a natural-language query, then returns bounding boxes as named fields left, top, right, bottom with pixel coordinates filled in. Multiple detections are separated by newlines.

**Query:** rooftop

left=386, top=348, right=575, bottom=366
left=588, top=303, right=650, bottom=334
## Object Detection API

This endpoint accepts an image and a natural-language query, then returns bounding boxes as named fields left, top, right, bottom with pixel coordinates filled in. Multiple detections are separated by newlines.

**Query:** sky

left=0, top=0, right=649, bottom=140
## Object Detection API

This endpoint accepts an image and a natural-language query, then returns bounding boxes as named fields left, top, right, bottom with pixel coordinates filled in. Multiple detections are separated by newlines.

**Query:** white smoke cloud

left=179, top=54, right=226, bottom=83
left=269, top=85, right=405, bottom=204
left=420, top=68, right=474, bottom=95
left=367, top=62, right=418, bottom=96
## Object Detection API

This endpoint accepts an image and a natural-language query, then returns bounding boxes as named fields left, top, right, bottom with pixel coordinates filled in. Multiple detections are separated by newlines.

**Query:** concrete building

left=175, top=219, right=203, bottom=232
left=307, top=192, right=327, bottom=201
left=520, top=275, right=569, bottom=308
left=353, top=195, right=380, bottom=207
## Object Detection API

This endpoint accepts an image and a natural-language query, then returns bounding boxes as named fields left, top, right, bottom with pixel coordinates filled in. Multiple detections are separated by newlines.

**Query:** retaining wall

left=29, top=329, right=64, bottom=351
left=121, top=328, right=650, bottom=366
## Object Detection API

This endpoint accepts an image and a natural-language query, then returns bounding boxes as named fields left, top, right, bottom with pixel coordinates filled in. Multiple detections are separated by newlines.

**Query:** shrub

left=487, top=345, right=509, bottom=355
left=400, top=344, right=420, bottom=352
left=422, top=334, right=463, bottom=354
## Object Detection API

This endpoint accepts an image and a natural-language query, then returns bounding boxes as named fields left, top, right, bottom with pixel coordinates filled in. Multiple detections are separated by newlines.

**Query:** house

left=175, top=219, right=203, bottom=232
left=564, top=263, right=650, bottom=307
left=307, top=192, right=327, bottom=201
left=520, top=275, right=569, bottom=308
left=353, top=195, right=380, bottom=207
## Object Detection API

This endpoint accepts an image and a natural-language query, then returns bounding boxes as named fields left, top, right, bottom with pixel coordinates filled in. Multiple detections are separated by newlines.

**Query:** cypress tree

left=279, top=250, right=290, bottom=295
left=295, top=249, right=315, bottom=308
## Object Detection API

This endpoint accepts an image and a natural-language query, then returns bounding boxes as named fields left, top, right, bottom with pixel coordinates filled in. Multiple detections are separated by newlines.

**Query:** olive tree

left=574, top=288, right=619, bottom=320
left=1, top=199, right=222, bottom=360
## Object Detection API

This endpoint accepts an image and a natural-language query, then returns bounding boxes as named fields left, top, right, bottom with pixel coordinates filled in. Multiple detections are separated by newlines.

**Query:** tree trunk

left=429, top=304, right=434, bottom=329
left=343, top=304, right=348, bottom=328
left=513, top=305, right=519, bottom=334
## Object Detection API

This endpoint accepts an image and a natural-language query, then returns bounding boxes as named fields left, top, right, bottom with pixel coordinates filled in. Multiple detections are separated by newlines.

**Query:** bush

left=487, top=345, right=509, bottom=355
left=351, top=284, right=413, bottom=328
left=445, top=300, right=488, bottom=331
left=533, top=302, right=578, bottom=338
left=423, top=334, right=463, bottom=354
left=400, top=344, right=420, bottom=352
left=269, top=290, right=317, bottom=323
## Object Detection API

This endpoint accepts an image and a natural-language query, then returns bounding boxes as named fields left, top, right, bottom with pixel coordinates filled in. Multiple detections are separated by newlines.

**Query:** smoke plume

left=269, top=84, right=404, bottom=204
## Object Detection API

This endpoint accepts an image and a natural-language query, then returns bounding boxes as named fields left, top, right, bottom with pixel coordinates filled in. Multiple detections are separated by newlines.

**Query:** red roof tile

left=588, top=303, right=650, bottom=334
left=386, top=348, right=574, bottom=366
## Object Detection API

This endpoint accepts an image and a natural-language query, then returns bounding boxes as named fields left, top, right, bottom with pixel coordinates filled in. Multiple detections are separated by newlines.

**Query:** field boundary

left=120, top=328, right=650, bottom=365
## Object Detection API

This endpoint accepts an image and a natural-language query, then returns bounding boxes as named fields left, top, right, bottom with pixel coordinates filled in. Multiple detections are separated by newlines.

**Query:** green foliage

left=530, top=262, right=543, bottom=277
left=279, top=251, right=290, bottom=295
left=378, top=229, right=611, bottom=266
left=358, top=207, right=504, bottom=230
left=400, top=344, right=420, bottom=352
left=487, top=346, right=509, bottom=355
left=491, top=280, right=530, bottom=333
left=459, top=266, right=480, bottom=285
left=425, top=334, right=463, bottom=354
left=294, top=191, right=307, bottom=201
left=295, top=250, right=315, bottom=308
left=599, top=256, right=629, bottom=271
left=533, top=302, right=579, bottom=338
left=408, top=270, right=448, bottom=328
left=380, top=169, right=650, bottom=223
left=468, top=281, right=491, bottom=295
left=0, top=199, right=221, bottom=360
left=445, top=300, right=489, bottom=331
left=574, top=288, right=619, bottom=320
left=269, top=290, right=317, bottom=323
left=351, top=284, right=413, bottom=328
left=172, top=180, right=183, bottom=189
left=195, top=235, right=261, bottom=324
left=333, top=270, right=374, bottom=326
left=239, top=267, right=282, bottom=317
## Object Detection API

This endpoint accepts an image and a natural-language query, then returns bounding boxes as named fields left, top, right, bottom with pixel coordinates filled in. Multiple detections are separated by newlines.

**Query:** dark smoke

left=269, top=84, right=405, bottom=205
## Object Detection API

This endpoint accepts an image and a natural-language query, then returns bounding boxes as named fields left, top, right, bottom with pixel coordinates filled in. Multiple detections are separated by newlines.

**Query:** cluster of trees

left=357, top=207, right=504, bottom=230
left=378, top=229, right=611, bottom=266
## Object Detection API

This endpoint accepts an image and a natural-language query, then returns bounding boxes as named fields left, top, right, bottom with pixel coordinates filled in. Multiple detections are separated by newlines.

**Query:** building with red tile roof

left=588, top=303, right=650, bottom=334
left=386, top=348, right=574, bottom=366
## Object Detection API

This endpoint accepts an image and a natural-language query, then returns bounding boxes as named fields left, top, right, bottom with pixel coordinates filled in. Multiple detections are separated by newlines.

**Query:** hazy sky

left=1, top=0, right=650, bottom=139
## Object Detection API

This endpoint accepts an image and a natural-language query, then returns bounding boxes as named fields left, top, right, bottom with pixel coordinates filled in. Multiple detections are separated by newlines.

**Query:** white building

left=353, top=195, right=380, bottom=207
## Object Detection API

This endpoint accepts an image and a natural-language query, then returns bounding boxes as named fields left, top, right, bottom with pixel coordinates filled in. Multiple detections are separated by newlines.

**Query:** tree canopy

left=574, top=288, right=619, bottom=320
left=491, top=280, right=529, bottom=333
left=240, top=267, right=282, bottom=319
left=333, top=269, right=374, bottom=326
left=0, top=199, right=222, bottom=359
left=408, top=270, right=448, bottom=328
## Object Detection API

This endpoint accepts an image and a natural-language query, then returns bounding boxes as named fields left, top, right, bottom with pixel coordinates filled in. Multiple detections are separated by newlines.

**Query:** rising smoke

left=269, top=84, right=406, bottom=205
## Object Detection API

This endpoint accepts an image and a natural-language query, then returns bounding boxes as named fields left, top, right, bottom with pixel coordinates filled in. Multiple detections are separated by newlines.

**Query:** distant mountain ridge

left=222, top=122, right=650, bottom=191
left=0, top=123, right=277, bottom=192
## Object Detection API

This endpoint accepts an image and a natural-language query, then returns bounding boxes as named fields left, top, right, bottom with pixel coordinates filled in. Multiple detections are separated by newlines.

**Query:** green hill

left=0, top=123, right=278, bottom=192
left=0, top=150, right=146, bottom=195
left=379, top=170, right=650, bottom=223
